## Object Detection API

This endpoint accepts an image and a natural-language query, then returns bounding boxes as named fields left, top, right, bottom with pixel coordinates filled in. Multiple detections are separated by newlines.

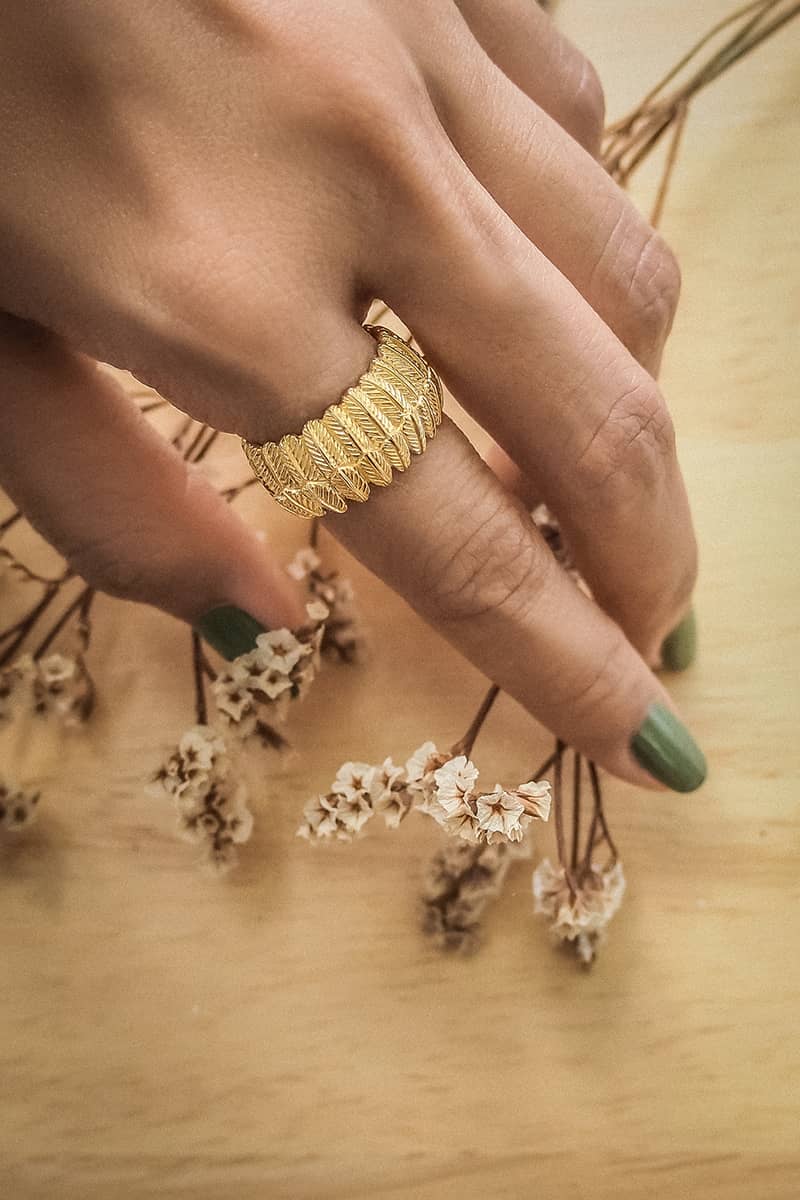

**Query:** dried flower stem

left=603, top=0, right=799, bottom=190
left=449, top=683, right=501, bottom=758
left=649, top=99, right=689, bottom=227
left=221, top=477, right=259, bottom=502
left=0, top=548, right=65, bottom=587
left=0, top=510, right=23, bottom=537
left=31, top=584, right=94, bottom=661
left=190, top=427, right=221, bottom=464
left=0, top=583, right=62, bottom=667
left=587, top=758, right=619, bottom=866
left=191, top=630, right=209, bottom=725
left=570, top=748, right=582, bottom=871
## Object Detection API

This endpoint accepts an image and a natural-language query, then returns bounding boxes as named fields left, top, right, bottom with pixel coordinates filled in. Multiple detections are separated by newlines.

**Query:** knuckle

left=566, top=57, right=606, bottom=152
left=420, top=492, right=550, bottom=625
left=623, top=230, right=682, bottom=359
left=575, top=378, right=676, bottom=492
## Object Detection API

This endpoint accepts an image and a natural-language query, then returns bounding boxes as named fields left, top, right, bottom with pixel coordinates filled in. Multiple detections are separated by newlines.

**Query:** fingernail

left=195, top=605, right=266, bottom=660
left=630, top=703, right=707, bottom=793
left=661, top=608, right=697, bottom=671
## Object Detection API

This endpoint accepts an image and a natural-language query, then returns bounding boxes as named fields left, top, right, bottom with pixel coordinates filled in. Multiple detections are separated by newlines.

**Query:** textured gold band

left=241, top=324, right=444, bottom=518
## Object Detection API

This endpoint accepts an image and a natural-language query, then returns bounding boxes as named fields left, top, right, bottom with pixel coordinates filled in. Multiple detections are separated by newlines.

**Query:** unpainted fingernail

left=195, top=605, right=266, bottom=660
left=630, top=703, right=707, bottom=793
left=661, top=607, right=697, bottom=671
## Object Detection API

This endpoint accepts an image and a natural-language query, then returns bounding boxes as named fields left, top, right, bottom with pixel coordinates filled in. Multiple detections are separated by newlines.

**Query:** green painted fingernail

left=661, top=608, right=697, bottom=671
left=195, top=605, right=266, bottom=660
left=631, top=703, right=707, bottom=793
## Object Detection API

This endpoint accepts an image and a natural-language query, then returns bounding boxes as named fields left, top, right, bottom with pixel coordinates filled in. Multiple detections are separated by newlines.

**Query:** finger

left=375, top=143, right=696, bottom=668
left=168, top=301, right=704, bottom=791
left=328, top=416, right=705, bottom=793
left=416, top=11, right=680, bottom=375
left=0, top=317, right=306, bottom=656
left=453, top=0, right=605, bottom=154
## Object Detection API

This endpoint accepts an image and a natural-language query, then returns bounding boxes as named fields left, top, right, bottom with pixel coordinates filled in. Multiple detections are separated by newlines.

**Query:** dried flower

left=297, top=741, right=551, bottom=849
left=421, top=839, right=524, bottom=955
left=152, top=724, right=254, bottom=874
left=287, top=546, right=368, bottom=663
left=532, top=857, right=626, bottom=965
left=0, top=652, right=93, bottom=727
left=0, top=656, right=35, bottom=725
left=424, top=754, right=551, bottom=846
left=0, top=778, right=40, bottom=833
left=210, top=599, right=328, bottom=746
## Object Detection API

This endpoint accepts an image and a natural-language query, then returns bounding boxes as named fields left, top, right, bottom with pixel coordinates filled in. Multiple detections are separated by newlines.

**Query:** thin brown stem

left=449, top=683, right=501, bottom=758
left=0, top=549, right=67, bottom=587
left=602, top=0, right=799, bottom=188
left=0, top=584, right=62, bottom=666
left=32, top=584, right=95, bottom=660
left=310, top=517, right=320, bottom=551
left=552, top=740, right=576, bottom=897
left=222, top=476, right=259, bottom=502
left=170, top=415, right=196, bottom=450
left=570, top=749, right=582, bottom=871
left=588, top=760, right=619, bottom=865
left=606, top=0, right=775, bottom=126
left=183, top=422, right=211, bottom=461
left=191, top=427, right=221, bottom=464
left=528, top=749, right=558, bottom=780
left=192, top=630, right=208, bottom=725
left=0, top=510, right=23, bottom=537
left=650, top=100, right=689, bottom=227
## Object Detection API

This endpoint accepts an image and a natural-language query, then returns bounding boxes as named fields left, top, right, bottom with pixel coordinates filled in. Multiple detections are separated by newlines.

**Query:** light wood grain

left=2, top=4, right=799, bottom=1198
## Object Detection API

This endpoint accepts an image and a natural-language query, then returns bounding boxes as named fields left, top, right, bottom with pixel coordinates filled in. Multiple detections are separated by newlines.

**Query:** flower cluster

left=421, top=838, right=526, bottom=955
left=210, top=599, right=328, bottom=745
left=287, top=547, right=368, bottom=663
left=152, top=725, right=254, bottom=875
left=0, top=777, right=40, bottom=833
left=532, top=858, right=627, bottom=966
left=0, top=652, right=93, bottom=727
left=296, top=741, right=551, bottom=847
left=296, top=757, right=411, bottom=842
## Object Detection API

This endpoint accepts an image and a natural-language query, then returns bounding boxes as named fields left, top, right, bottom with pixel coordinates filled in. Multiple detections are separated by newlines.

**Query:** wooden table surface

left=2, top=3, right=798, bottom=1197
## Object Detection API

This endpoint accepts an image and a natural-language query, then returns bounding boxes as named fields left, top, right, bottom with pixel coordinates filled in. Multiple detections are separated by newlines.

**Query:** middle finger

left=410, top=5, right=681, bottom=376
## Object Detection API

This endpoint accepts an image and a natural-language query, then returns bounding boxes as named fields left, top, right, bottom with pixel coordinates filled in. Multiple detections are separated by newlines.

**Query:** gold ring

left=241, top=324, right=444, bottom=518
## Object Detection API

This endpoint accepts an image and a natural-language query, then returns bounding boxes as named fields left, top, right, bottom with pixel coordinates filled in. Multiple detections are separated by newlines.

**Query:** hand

left=0, top=0, right=704, bottom=791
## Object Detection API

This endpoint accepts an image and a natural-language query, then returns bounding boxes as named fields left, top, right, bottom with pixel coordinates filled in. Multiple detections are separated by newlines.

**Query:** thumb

left=0, top=317, right=306, bottom=659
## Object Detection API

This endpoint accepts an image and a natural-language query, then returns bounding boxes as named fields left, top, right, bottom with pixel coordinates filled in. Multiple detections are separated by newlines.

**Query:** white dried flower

left=297, top=744, right=551, bottom=850
left=154, top=728, right=254, bottom=874
left=304, top=597, right=330, bottom=625
left=513, top=780, right=552, bottom=822
left=433, top=756, right=480, bottom=816
left=369, top=757, right=411, bottom=829
left=0, top=778, right=40, bottom=833
left=0, top=652, right=93, bottom=727
left=211, top=602, right=328, bottom=743
left=287, top=547, right=368, bottom=662
left=532, top=858, right=626, bottom=964
left=287, top=547, right=321, bottom=580
left=37, top=653, right=76, bottom=686
left=253, top=629, right=304, bottom=674
left=331, top=761, right=374, bottom=801
left=296, top=793, right=340, bottom=841
left=474, top=786, right=528, bottom=844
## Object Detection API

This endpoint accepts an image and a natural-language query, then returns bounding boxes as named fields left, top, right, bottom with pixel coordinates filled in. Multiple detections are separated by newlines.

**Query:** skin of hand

left=0, top=0, right=705, bottom=791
